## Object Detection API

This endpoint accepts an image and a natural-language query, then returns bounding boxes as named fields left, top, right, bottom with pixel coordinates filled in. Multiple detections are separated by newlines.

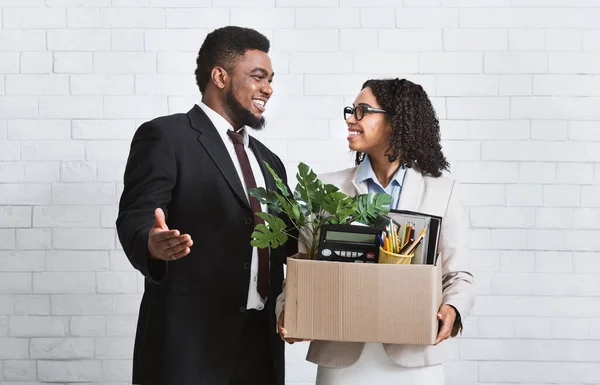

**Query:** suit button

left=245, top=218, right=253, bottom=225
left=243, top=262, right=251, bottom=270
left=239, top=307, right=246, bottom=313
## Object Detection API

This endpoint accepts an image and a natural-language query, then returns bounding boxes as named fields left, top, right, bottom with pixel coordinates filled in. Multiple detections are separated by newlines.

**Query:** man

left=116, top=26, right=297, bottom=385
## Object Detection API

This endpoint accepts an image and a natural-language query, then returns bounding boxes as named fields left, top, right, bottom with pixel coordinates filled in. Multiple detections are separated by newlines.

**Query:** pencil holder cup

left=378, top=247, right=414, bottom=265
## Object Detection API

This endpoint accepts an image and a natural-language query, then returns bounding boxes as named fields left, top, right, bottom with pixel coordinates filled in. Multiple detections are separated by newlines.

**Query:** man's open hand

left=148, top=208, right=193, bottom=261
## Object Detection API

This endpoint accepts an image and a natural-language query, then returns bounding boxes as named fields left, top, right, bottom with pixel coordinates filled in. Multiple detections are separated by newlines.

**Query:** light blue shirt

left=355, top=155, right=407, bottom=210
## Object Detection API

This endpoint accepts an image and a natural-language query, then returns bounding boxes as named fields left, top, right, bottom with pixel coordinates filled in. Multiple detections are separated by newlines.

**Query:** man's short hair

left=195, top=26, right=270, bottom=94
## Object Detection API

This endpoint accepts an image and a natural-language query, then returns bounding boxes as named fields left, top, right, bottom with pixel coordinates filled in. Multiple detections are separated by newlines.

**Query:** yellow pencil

left=400, top=223, right=406, bottom=247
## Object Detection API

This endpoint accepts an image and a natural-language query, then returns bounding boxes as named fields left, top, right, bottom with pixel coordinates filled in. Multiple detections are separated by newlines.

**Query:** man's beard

left=226, top=88, right=265, bottom=130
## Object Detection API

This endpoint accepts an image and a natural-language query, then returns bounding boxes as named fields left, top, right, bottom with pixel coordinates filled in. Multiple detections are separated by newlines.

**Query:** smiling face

left=224, top=49, right=274, bottom=130
left=346, top=87, right=392, bottom=156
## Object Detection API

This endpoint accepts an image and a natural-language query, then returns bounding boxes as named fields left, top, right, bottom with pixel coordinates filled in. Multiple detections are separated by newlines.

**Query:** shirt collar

left=198, top=101, right=250, bottom=147
left=355, top=155, right=406, bottom=188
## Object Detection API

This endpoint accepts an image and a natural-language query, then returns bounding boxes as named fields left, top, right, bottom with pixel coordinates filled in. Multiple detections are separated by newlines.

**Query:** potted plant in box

left=249, top=162, right=392, bottom=259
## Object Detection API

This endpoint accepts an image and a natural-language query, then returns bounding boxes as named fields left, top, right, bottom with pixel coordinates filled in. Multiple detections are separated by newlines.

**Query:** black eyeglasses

left=344, top=105, right=387, bottom=121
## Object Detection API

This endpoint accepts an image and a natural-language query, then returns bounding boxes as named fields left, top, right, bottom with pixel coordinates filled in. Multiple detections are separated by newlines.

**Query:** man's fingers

left=170, top=247, right=191, bottom=260
left=160, top=245, right=191, bottom=261
left=154, top=229, right=181, bottom=242
left=148, top=230, right=193, bottom=261
left=166, top=239, right=193, bottom=256
left=153, top=208, right=168, bottom=230
left=160, top=234, right=191, bottom=248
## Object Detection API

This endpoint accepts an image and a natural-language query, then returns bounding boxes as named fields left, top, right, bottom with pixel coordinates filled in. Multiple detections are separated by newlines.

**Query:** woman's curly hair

left=355, top=78, right=449, bottom=177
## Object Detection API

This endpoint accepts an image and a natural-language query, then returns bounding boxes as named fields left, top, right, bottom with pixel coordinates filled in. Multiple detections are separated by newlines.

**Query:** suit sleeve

left=116, top=121, right=177, bottom=284
left=439, top=179, right=475, bottom=336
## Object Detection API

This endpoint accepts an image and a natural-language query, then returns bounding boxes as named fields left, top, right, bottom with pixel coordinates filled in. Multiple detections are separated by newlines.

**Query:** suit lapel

left=396, top=167, right=424, bottom=211
left=187, top=105, right=251, bottom=210
left=350, top=167, right=368, bottom=195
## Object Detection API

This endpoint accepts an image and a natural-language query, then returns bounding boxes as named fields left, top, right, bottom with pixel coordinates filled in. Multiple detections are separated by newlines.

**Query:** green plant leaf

left=325, top=215, right=341, bottom=225
left=316, top=183, right=339, bottom=199
left=311, top=182, right=338, bottom=215
left=295, top=162, right=321, bottom=213
left=248, top=187, right=283, bottom=214
left=293, top=190, right=312, bottom=217
left=324, top=184, right=339, bottom=194
left=291, top=203, right=301, bottom=222
left=354, top=192, right=392, bottom=225
left=250, top=212, right=289, bottom=249
left=248, top=163, right=391, bottom=259
left=264, top=162, right=290, bottom=197
left=275, top=194, right=293, bottom=216
left=322, top=191, right=356, bottom=224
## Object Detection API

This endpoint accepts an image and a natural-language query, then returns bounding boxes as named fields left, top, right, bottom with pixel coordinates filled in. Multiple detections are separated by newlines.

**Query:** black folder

left=374, top=209, right=442, bottom=265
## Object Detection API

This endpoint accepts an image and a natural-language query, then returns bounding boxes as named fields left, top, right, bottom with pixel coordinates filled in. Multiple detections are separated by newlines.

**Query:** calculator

left=317, top=224, right=381, bottom=263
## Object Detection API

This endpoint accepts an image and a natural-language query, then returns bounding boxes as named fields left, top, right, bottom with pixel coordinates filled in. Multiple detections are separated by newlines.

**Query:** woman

left=276, top=78, right=475, bottom=385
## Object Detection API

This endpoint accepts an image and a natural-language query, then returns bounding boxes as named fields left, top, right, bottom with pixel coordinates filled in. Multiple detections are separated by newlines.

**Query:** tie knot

left=227, top=129, right=245, bottom=145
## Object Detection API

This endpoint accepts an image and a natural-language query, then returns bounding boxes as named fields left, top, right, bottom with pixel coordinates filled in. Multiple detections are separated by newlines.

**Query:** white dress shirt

left=198, top=102, right=267, bottom=311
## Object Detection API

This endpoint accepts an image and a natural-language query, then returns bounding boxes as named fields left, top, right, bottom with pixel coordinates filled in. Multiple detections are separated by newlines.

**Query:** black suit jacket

left=116, top=105, right=298, bottom=385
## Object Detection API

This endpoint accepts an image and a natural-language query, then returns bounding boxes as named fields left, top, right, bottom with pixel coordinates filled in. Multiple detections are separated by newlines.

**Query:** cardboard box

left=283, top=257, right=442, bottom=345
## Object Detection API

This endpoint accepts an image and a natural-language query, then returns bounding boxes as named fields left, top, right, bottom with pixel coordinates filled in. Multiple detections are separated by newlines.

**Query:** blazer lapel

left=187, top=105, right=251, bottom=210
left=350, top=167, right=368, bottom=196
left=396, top=167, right=424, bottom=212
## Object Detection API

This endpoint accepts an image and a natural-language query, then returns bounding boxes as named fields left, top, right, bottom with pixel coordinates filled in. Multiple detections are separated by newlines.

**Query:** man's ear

left=210, top=66, right=227, bottom=90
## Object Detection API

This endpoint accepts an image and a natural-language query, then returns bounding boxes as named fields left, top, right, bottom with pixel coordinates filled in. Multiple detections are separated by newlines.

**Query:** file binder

left=374, top=209, right=442, bottom=265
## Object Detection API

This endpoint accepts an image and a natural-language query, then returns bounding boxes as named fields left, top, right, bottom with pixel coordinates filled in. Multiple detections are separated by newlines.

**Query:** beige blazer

left=276, top=166, right=475, bottom=368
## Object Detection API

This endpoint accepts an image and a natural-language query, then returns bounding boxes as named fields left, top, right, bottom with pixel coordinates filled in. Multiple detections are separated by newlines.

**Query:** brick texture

left=0, top=1, right=598, bottom=385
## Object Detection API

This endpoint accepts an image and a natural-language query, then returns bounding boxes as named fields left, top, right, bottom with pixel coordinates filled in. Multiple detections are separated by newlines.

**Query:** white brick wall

left=0, top=1, right=598, bottom=385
